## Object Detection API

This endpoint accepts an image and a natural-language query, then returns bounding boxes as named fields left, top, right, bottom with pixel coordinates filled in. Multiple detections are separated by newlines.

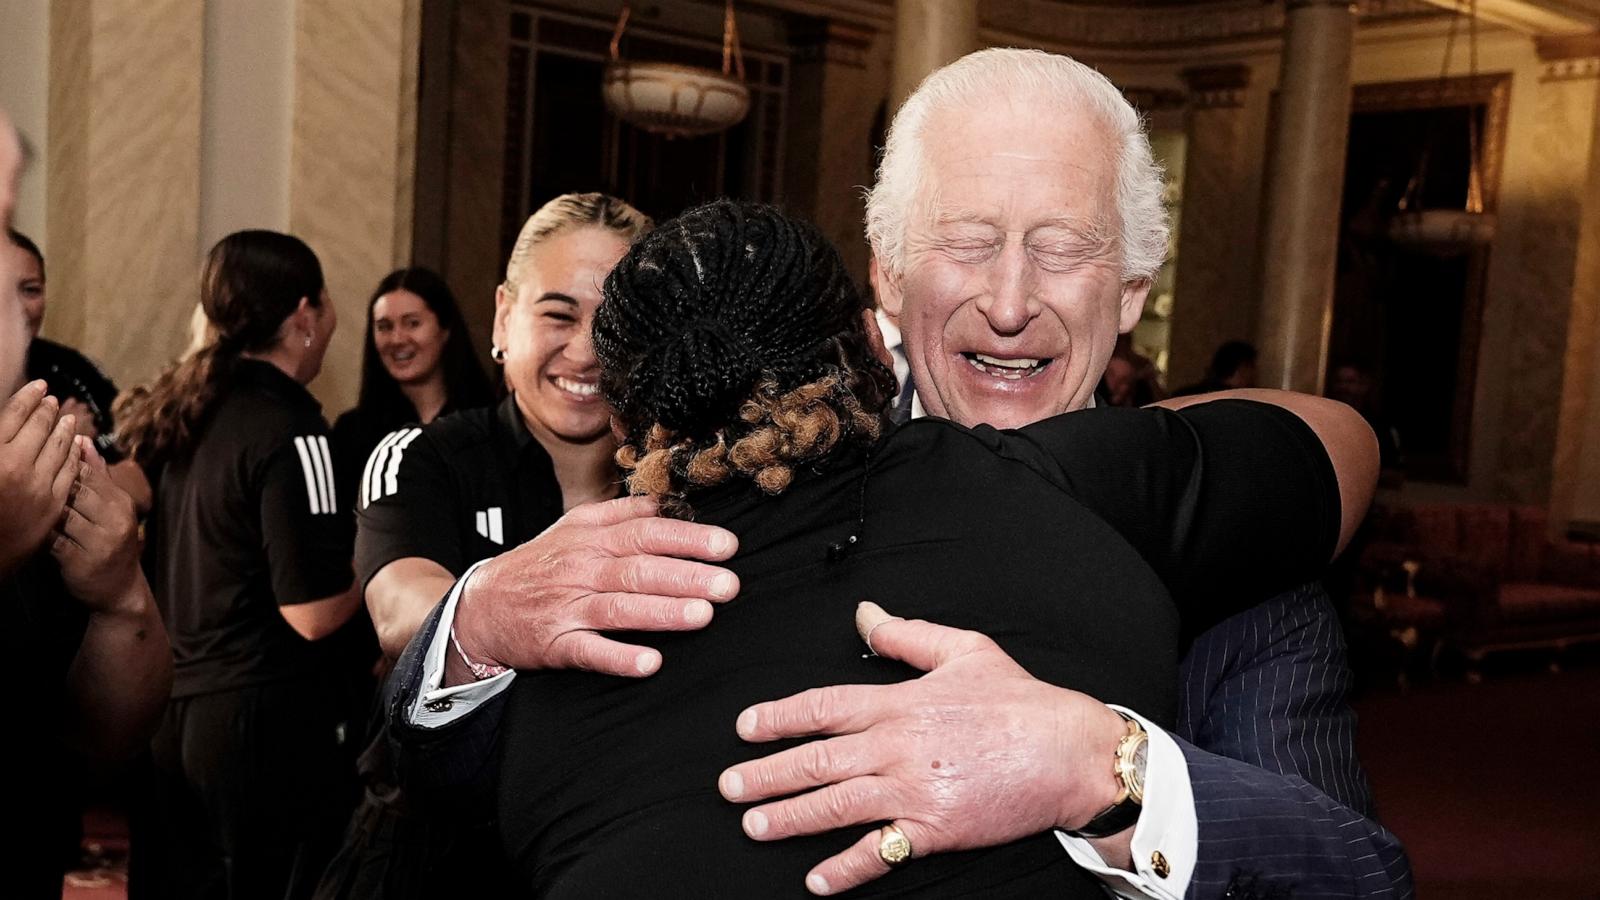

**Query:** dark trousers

left=131, top=679, right=356, bottom=900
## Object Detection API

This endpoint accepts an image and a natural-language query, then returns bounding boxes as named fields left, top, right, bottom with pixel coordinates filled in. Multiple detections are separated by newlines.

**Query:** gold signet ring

left=878, top=823, right=912, bottom=867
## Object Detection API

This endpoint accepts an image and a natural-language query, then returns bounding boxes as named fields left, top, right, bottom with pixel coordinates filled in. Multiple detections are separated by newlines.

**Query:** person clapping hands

left=1, top=376, right=171, bottom=893
left=0, top=379, right=80, bottom=577
left=48, top=430, right=172, bottom=763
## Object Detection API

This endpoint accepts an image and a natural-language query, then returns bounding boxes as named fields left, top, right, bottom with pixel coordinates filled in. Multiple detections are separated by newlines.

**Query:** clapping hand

left=51, top=436, right=142, bottom=613
left=717, top=602, right=1129, bottom=895
left=0, top=380, right=82, bottom=576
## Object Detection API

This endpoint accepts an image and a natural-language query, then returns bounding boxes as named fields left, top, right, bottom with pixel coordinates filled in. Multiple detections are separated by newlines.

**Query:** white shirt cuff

left=1054, top=706, right=1196, bottom=900
left=407, top=559, right=517, bottom=728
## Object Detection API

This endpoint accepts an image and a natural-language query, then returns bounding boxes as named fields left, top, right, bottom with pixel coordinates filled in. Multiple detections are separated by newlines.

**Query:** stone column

left=1167, top=64, right=1256, bottom=389
left=889, top=0, right=978, bottom=113
left=784, top=22, right=882, bottom=284
left=289, top=0, right=422, bottom=412
left=46, top=0, right=204, bottom=388
left=1538, top=36, right=1600, bottom=528
left=1253, top=0, right=1355, bottom=393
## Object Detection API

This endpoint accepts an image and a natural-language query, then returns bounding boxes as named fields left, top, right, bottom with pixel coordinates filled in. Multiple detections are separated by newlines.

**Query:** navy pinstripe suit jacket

left=1173, top=583, right=1412, bottom=899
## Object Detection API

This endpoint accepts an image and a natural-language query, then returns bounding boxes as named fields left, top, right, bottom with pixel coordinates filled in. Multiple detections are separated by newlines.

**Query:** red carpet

left=1354, top=659, right=1600, bottom=899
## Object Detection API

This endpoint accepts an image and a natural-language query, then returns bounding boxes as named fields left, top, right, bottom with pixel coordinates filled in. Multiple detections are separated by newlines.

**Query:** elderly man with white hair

left=384, top=49, right=1410, bottom=900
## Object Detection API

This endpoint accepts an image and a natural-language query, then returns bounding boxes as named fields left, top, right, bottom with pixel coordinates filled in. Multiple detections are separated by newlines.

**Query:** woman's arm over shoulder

left=1152, top=390, right=1378, bottom=561
left=1007, top=394, right=1375, bottom=613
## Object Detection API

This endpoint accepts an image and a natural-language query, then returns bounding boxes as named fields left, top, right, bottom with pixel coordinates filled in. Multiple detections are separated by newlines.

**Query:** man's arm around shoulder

left=1176, top=583, right=1413, bottom=899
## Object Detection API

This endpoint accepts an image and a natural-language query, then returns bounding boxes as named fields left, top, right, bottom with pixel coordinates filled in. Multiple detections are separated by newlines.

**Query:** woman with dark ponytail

left=480, top=200, right=1379, bottom=897
left=121, top=230, right=361, bottom=900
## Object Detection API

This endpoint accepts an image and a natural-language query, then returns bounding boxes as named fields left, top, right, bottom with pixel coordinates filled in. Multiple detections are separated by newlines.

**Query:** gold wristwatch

left=1067, top=712, right=1148, bottom=839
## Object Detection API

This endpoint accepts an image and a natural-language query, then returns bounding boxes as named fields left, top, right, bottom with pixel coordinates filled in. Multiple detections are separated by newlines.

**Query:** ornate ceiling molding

left=979, top=0, right=1443, bottom=52
left=1535, top=32, right=1600, bottom=79
left=735, top=0, right=1579, bottom=63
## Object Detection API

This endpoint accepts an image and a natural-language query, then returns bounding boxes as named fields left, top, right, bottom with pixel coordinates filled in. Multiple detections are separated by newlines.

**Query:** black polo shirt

left=146, top=359, right=355, bottom=698
left=3, top=553, right=91, bottom=891
left=354, top=395, right=569, bottom=587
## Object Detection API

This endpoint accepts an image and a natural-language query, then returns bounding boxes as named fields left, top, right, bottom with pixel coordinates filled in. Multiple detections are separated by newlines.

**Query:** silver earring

left=304, top=335, right=313, bottom=348
left=491, top=345, right=506, bottom=364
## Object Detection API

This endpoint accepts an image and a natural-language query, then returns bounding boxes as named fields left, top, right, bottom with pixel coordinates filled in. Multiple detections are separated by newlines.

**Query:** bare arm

left=366, top=557, right=458, bottom=659
left=1151, top=389, right=1379, bottom=558
left=52, top=437, right=172, bottom=765
left=64, top=576, right=172, bottom=764
left=279, top=581, right=361, bottom=641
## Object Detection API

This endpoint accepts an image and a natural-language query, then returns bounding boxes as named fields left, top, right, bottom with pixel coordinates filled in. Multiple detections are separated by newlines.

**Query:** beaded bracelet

left=449, top=621, right=509, bottom=680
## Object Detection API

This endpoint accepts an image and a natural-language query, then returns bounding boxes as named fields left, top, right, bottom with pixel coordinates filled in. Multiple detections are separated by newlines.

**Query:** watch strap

left=1065, top=713, right=1146, bottom=839
left=1066, top=793, right=1143, bottom=839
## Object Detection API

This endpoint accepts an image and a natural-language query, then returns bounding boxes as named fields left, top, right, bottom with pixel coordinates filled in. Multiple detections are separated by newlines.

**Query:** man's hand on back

left=717, top=602, right=1132, bottom=896
left=447, top=495, right=740, bottom=684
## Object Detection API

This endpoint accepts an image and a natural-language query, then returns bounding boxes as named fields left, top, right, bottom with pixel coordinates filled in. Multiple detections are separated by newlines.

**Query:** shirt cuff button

left=1151, top=850, right=1170, bottom=878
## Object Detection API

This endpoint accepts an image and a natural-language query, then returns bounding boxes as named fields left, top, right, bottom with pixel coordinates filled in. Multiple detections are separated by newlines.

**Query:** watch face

left=1124, top=735, right=1149, bottom=802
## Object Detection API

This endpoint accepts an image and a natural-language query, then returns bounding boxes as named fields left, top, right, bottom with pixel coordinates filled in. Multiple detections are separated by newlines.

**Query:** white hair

left=865, top=48, right=1169, bottom=283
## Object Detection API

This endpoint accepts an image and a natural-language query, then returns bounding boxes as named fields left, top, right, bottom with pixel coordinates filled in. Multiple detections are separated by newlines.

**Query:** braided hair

left=593, top=200, right=896, bottom=517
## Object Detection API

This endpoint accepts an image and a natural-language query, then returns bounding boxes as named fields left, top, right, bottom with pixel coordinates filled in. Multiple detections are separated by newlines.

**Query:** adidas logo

left=475, top=507, right=505, bottom=545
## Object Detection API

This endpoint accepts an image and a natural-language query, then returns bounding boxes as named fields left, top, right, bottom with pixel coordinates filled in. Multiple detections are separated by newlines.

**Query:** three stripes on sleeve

left=360, top=427, right=422, bottom=509
left=292, top=435, right=338, bottom=515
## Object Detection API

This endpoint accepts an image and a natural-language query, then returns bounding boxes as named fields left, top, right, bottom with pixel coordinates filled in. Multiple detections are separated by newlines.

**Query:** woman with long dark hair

left=330, top=267, right=493, bottom=510
left=119, top=230, right=361, bottom=900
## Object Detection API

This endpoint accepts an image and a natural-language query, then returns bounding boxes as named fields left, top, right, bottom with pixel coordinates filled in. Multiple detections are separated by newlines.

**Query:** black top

left=27, top=336, right=122, bottom=462
left=354, top=395, right=569, bottom=587
left=331, top=399, right=470, bottom=515
left=2, top=554, right=91, bottom=888
left=329, top=399, right=470, bottom=681
left=145, top=359, right=355, bottom=698
left=496, top=401, right=1341, bottom=898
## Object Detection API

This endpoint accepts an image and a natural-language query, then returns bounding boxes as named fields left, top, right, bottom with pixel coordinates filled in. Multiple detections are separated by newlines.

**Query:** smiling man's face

left=877, top=97, right=1150, bottom=430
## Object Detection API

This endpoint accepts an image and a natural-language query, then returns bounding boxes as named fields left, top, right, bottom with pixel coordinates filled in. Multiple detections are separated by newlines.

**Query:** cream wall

left=289, top=0, right=421, bottom=415
left=0, top=0, right=52, bottom=246
left=47, top=0, right=205, bottom=393
left=18, top=0, right=417, bottom=417
left=200, top=0, right=295, bottom=249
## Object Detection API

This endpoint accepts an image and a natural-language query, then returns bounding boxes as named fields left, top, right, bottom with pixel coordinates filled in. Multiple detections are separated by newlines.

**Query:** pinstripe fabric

left=1176, top=583, right=1414, bottom=899
left=385, top=604, right=508, bottom=819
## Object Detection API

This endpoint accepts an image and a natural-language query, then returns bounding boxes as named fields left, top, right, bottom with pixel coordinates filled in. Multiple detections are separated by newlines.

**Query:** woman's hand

left=51, top=437, right=144, bottom=614
left=0, top=380, right=81, bottom=575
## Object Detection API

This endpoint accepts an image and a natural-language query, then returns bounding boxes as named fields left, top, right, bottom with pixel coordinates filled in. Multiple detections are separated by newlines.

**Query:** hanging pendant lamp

left=602, top=1, right=750, bottom=139
left=1388, top=0, right=1497, bottom=255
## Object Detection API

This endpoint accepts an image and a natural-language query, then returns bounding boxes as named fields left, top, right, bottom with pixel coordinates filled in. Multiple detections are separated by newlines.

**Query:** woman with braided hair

left=490, top=200, right=1376, bottom=897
